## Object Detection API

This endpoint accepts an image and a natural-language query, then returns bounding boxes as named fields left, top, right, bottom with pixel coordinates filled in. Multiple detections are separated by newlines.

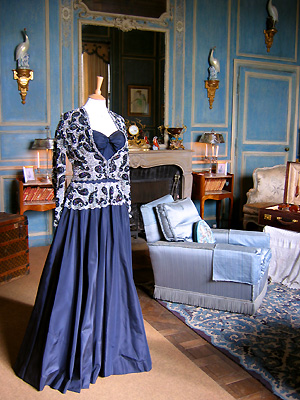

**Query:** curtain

left=82, top=42, right=110, bottom=104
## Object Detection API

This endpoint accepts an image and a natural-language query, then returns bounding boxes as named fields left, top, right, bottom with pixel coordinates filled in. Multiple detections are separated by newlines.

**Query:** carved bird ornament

left=209, top=46, right=220, bottom=74
left=15, top=28, right=30, bottom=67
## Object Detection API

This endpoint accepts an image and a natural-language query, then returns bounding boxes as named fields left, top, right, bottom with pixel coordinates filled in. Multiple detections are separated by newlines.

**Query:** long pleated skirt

left=14, top=205, right=152, bottom=393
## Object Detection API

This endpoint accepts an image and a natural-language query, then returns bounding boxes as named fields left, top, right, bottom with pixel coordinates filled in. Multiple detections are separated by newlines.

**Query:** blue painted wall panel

left=49, top=0, right=61, bottom=130
left=0, top=0, right=47, bottom=122
left=238, top=0, right=298, bottom=59
left=246, top=77, right=289, bottom=142
left=193, top=0, right=230, bottom=125
left=1, top=133, right=38, bottom=161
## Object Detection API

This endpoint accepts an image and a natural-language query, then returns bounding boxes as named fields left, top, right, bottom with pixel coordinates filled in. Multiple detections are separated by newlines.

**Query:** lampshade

left=31, top=138, right=55, bottom=150
left=199, top=130, right=224, bottom=144
left=215, top=133, right=225, bottom=143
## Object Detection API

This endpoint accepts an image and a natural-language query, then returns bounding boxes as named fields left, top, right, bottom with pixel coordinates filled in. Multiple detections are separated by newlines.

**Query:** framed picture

left=23, top=166, right=36, bottom=182
left=128, top=85, right=151, bottom=116
left=216, top=162, right=228, bottom=175
left=284, top=161, right=300, bottom=205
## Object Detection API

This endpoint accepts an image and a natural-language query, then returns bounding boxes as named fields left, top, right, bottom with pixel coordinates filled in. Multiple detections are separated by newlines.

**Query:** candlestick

left=215, top=145, right=219, bottom=158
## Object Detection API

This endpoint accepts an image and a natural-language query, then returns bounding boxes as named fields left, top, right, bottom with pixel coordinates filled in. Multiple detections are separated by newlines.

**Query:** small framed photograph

left=23, top=166, right=36, bottom=182
left=216, top=162, right=228, bottom=175
left=128, top=85, right=151, bottom=116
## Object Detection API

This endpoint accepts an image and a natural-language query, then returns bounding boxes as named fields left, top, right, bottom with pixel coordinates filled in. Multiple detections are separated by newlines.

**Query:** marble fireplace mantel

left=129, top=150, right=193, bottom=198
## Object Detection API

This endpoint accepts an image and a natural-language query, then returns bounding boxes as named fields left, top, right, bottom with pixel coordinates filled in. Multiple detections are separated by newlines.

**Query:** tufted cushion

left=193, top=219, right=215, bottom=243
left=155, top=197, right=200, bottom=242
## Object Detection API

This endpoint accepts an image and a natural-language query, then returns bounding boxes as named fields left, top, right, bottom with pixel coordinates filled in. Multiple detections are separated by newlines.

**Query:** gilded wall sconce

left=12, top=29, right=33, bottom=104
left=264, top=0, right=278, bottom=52
left=205, top=47, right=220, bottom=109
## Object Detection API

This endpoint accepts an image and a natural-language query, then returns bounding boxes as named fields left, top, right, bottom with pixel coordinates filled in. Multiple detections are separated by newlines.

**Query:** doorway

left=232, top=60, right=299, bottom=221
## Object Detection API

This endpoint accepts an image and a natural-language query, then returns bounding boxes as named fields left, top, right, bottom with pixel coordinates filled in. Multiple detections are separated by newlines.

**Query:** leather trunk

left=258, top=205, right=300, bottom=232
left=0, top=212, right=29, bottom=284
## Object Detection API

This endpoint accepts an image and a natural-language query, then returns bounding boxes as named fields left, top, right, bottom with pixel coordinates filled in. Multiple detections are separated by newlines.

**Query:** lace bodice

left=52, top=107, right=131, bottom=227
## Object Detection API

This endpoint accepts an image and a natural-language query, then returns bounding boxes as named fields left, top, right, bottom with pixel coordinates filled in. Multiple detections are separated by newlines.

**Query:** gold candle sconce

left=205, top=47, right=220, bottom=109
left=13, top=68, right=33, bottom=104
left=264, top=0, right=278, bottom=52
left=13, top=28, right=33, bottom=104
left=205, top=80, right=219, bottom=110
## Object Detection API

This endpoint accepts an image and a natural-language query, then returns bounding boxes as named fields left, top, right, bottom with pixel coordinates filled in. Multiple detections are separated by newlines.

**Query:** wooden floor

left=132, top=237, right=279, bottom=400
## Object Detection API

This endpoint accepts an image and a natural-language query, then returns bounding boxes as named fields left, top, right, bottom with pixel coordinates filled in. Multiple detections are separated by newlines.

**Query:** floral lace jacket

left=52, top=107, right=131, bottom=227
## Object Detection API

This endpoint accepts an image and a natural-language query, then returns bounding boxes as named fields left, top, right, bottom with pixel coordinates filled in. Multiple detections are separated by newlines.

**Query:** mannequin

left=83, top=76, right=116, bottom=136
left=13, top=74, right=152, bottom=394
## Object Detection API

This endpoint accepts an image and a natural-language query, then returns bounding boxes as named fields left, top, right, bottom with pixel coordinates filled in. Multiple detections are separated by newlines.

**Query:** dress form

left=84, top=76, right=116, bottom=137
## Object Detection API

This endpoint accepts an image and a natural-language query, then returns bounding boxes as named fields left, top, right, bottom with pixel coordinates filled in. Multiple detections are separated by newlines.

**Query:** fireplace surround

left=129, top=149, right=193, bottom=235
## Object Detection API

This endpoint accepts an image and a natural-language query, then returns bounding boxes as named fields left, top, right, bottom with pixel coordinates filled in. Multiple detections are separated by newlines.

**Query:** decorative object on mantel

left=264, top=0, right=278, bottom=52
left=31, top=126, right=55, bottom=182
left=199, top=129, right=224, bottom=173
left=205, top=47, right=220, bottom=109
left=152, top=136, right=160, bottom=150
left=159, top=125, right=187, bottom=150
left=12, top=29, right=33, bottom=104
left=125, top=119, right=150, bottom=151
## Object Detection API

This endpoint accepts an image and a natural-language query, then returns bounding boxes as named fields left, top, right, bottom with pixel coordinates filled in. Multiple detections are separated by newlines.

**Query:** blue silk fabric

left=92, top=130, right=125, bottom=160
left=14, top=130, right=152, bottom=393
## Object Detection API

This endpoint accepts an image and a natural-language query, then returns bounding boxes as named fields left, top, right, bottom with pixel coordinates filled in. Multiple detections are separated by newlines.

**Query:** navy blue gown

left=14, top=109, right=152, bottom=393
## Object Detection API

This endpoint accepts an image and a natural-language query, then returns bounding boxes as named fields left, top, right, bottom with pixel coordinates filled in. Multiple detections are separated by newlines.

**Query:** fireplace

left=129, top=149, right=193, bottom=235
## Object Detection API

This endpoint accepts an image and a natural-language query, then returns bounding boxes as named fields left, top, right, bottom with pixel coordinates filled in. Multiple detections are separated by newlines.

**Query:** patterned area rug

left=159, top=283, right=300, bottom=400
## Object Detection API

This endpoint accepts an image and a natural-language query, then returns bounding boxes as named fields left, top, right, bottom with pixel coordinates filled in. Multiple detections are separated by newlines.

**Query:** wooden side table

left=192, top=172, right=234, bottom=227
left=18, top=180, right=56, bottom=215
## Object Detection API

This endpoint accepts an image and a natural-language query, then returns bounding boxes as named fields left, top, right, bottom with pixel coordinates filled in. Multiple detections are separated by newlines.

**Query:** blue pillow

left=193, top=219, right=215, bottom=244
left=140, top=195, right=174, bottom=243
left=155, top=197, right=200, bottom=242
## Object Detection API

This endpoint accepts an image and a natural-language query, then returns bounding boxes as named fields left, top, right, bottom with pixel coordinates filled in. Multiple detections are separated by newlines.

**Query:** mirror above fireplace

left=77, top=0, right=171, bottom=141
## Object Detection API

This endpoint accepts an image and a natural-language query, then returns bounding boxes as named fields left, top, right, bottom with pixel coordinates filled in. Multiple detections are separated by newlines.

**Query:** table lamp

left=31, top=126, right=55, bottom=182
left=199, top=130, right=224, bottom=172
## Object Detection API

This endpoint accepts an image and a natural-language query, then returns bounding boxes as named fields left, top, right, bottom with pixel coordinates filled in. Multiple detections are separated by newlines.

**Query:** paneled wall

left=0, top=0, right=60, bottom=246
left=0, top=0, right=299, bottom=246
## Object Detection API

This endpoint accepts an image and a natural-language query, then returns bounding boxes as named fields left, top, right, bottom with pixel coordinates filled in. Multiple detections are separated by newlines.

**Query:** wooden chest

left=258, top=205, right=300, bottom=232
left=0, top=212, right=29, bottom=284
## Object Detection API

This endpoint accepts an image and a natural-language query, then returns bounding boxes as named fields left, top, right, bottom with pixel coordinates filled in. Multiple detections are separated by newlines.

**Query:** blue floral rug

left=158, top=283, right=300, bottom=400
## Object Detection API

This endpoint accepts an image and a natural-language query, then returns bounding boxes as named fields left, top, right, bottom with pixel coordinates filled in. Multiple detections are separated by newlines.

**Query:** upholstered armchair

left=243, top=165, right=286, bottom=230
left=141, top=195, right=272, bottom=315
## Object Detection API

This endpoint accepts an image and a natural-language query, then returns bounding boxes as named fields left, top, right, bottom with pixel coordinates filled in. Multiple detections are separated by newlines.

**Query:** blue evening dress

left=14, top=124, right=152, bottom=393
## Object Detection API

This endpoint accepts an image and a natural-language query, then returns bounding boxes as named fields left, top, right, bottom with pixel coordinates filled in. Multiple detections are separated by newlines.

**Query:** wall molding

left=242, top=71, right=292, bottom=146
left=74, top=0, right=173, bottom=31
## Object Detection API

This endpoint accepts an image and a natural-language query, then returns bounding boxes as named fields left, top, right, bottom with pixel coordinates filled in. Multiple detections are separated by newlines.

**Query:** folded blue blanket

left=212, top=243, right=271, bottom=285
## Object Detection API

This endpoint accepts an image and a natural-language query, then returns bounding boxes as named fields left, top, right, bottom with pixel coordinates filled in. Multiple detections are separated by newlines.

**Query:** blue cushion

left=140, top=195, right=174, bottom=243
left=155, top=197, right=200, bottom=242
left=228, top=229, right=270, bottom=248
left=193, top=220, right=215, bottom=244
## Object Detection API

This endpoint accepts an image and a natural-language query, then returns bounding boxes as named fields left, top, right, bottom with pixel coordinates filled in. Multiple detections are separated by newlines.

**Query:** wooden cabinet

left=192, top=172, right=234, bottom=227
left=18, top=180, right=55, bottom=215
